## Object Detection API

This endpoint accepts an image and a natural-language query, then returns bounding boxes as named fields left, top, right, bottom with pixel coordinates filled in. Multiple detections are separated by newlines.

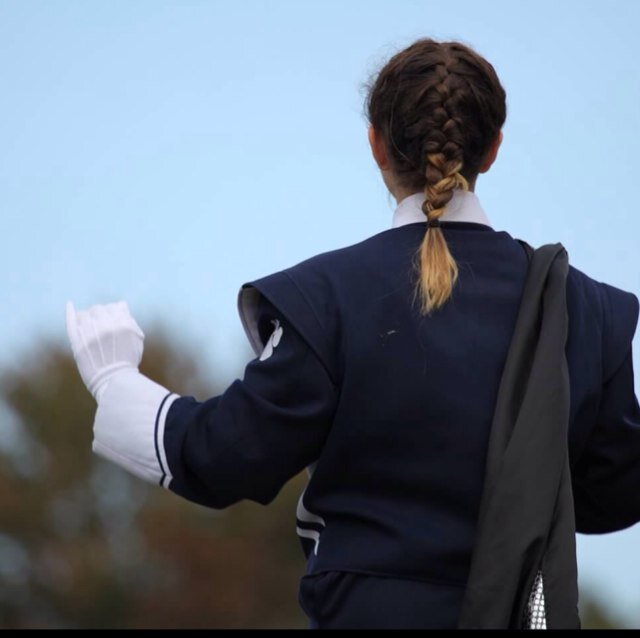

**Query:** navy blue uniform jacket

left=160, top=216, right=639, bottom=626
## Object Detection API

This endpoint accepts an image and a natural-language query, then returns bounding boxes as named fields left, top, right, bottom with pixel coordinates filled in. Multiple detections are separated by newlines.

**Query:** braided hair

left=364, top=38, right=507, bottom=315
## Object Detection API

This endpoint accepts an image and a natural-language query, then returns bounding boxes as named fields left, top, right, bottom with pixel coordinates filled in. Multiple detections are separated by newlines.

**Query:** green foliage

left=579, top=587, right=631, bottom=630
left=0, top=325, right=309, bottom=628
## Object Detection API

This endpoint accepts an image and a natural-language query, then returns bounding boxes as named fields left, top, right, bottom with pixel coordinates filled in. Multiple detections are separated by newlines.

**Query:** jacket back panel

left=243, top=222, right=638, bottom=589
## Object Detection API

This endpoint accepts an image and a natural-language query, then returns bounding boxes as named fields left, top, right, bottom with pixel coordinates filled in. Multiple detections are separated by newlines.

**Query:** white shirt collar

left=391, top=189, right=493, bottom=229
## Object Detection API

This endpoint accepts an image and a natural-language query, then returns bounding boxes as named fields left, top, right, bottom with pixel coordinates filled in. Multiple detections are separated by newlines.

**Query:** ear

left=368, top=125, right=390, bottom=171
left=478, top=130, right=503, bottom=174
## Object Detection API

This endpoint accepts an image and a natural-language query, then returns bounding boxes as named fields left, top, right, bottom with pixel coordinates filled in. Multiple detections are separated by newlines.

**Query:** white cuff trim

left=92, top=367, right=180, bottom=488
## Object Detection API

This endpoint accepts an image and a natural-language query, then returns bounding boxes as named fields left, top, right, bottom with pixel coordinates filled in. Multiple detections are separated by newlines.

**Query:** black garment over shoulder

left=457, top=241, right=579, bottom=629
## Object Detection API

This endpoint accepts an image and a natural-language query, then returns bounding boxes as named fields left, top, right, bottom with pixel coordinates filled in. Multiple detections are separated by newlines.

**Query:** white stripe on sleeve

left=92, top=367, right=180, bottom=487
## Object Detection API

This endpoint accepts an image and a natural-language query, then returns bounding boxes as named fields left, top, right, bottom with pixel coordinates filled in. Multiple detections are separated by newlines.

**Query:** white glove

left=65, top=299, right=179, bottom=486
left=65, top=300, right=145, bottom=402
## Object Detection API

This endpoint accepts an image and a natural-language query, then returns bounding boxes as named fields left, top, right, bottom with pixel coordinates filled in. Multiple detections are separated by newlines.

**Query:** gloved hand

left=65, top=300, right=145, bottom=402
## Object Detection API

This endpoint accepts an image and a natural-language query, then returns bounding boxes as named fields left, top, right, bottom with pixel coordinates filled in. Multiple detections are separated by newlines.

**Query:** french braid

left=364, top=38, right=506, bottom=315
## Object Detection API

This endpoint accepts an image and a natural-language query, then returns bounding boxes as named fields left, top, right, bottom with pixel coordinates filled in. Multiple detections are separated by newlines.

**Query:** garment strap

left=457, top=241, right=580, bottom=629
left=516, top=237, right=535, bottom=262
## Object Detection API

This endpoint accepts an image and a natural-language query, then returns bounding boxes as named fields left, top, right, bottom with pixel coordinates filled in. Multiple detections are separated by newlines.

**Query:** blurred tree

left=0, top=323, right=309, bottom=628
left=579, top=587, right=630, bottom=629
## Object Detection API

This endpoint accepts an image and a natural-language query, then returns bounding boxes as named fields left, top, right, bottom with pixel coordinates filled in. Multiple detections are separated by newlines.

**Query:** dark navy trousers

left=298, top=570, right=466, bottom=629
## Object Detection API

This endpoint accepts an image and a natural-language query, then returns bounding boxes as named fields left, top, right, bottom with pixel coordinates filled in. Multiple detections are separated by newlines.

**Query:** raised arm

left=66, top=295, right=338, bottom=509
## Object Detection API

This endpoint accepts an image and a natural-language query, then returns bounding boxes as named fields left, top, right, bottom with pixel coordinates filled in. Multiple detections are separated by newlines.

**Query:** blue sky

left=1, top=0, right=639, bottom=625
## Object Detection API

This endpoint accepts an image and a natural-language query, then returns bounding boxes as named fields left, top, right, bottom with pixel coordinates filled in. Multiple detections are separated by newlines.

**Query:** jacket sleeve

left=161, top=291, right=339, bottom=509
left=572, top=283, right=640, bottom=534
